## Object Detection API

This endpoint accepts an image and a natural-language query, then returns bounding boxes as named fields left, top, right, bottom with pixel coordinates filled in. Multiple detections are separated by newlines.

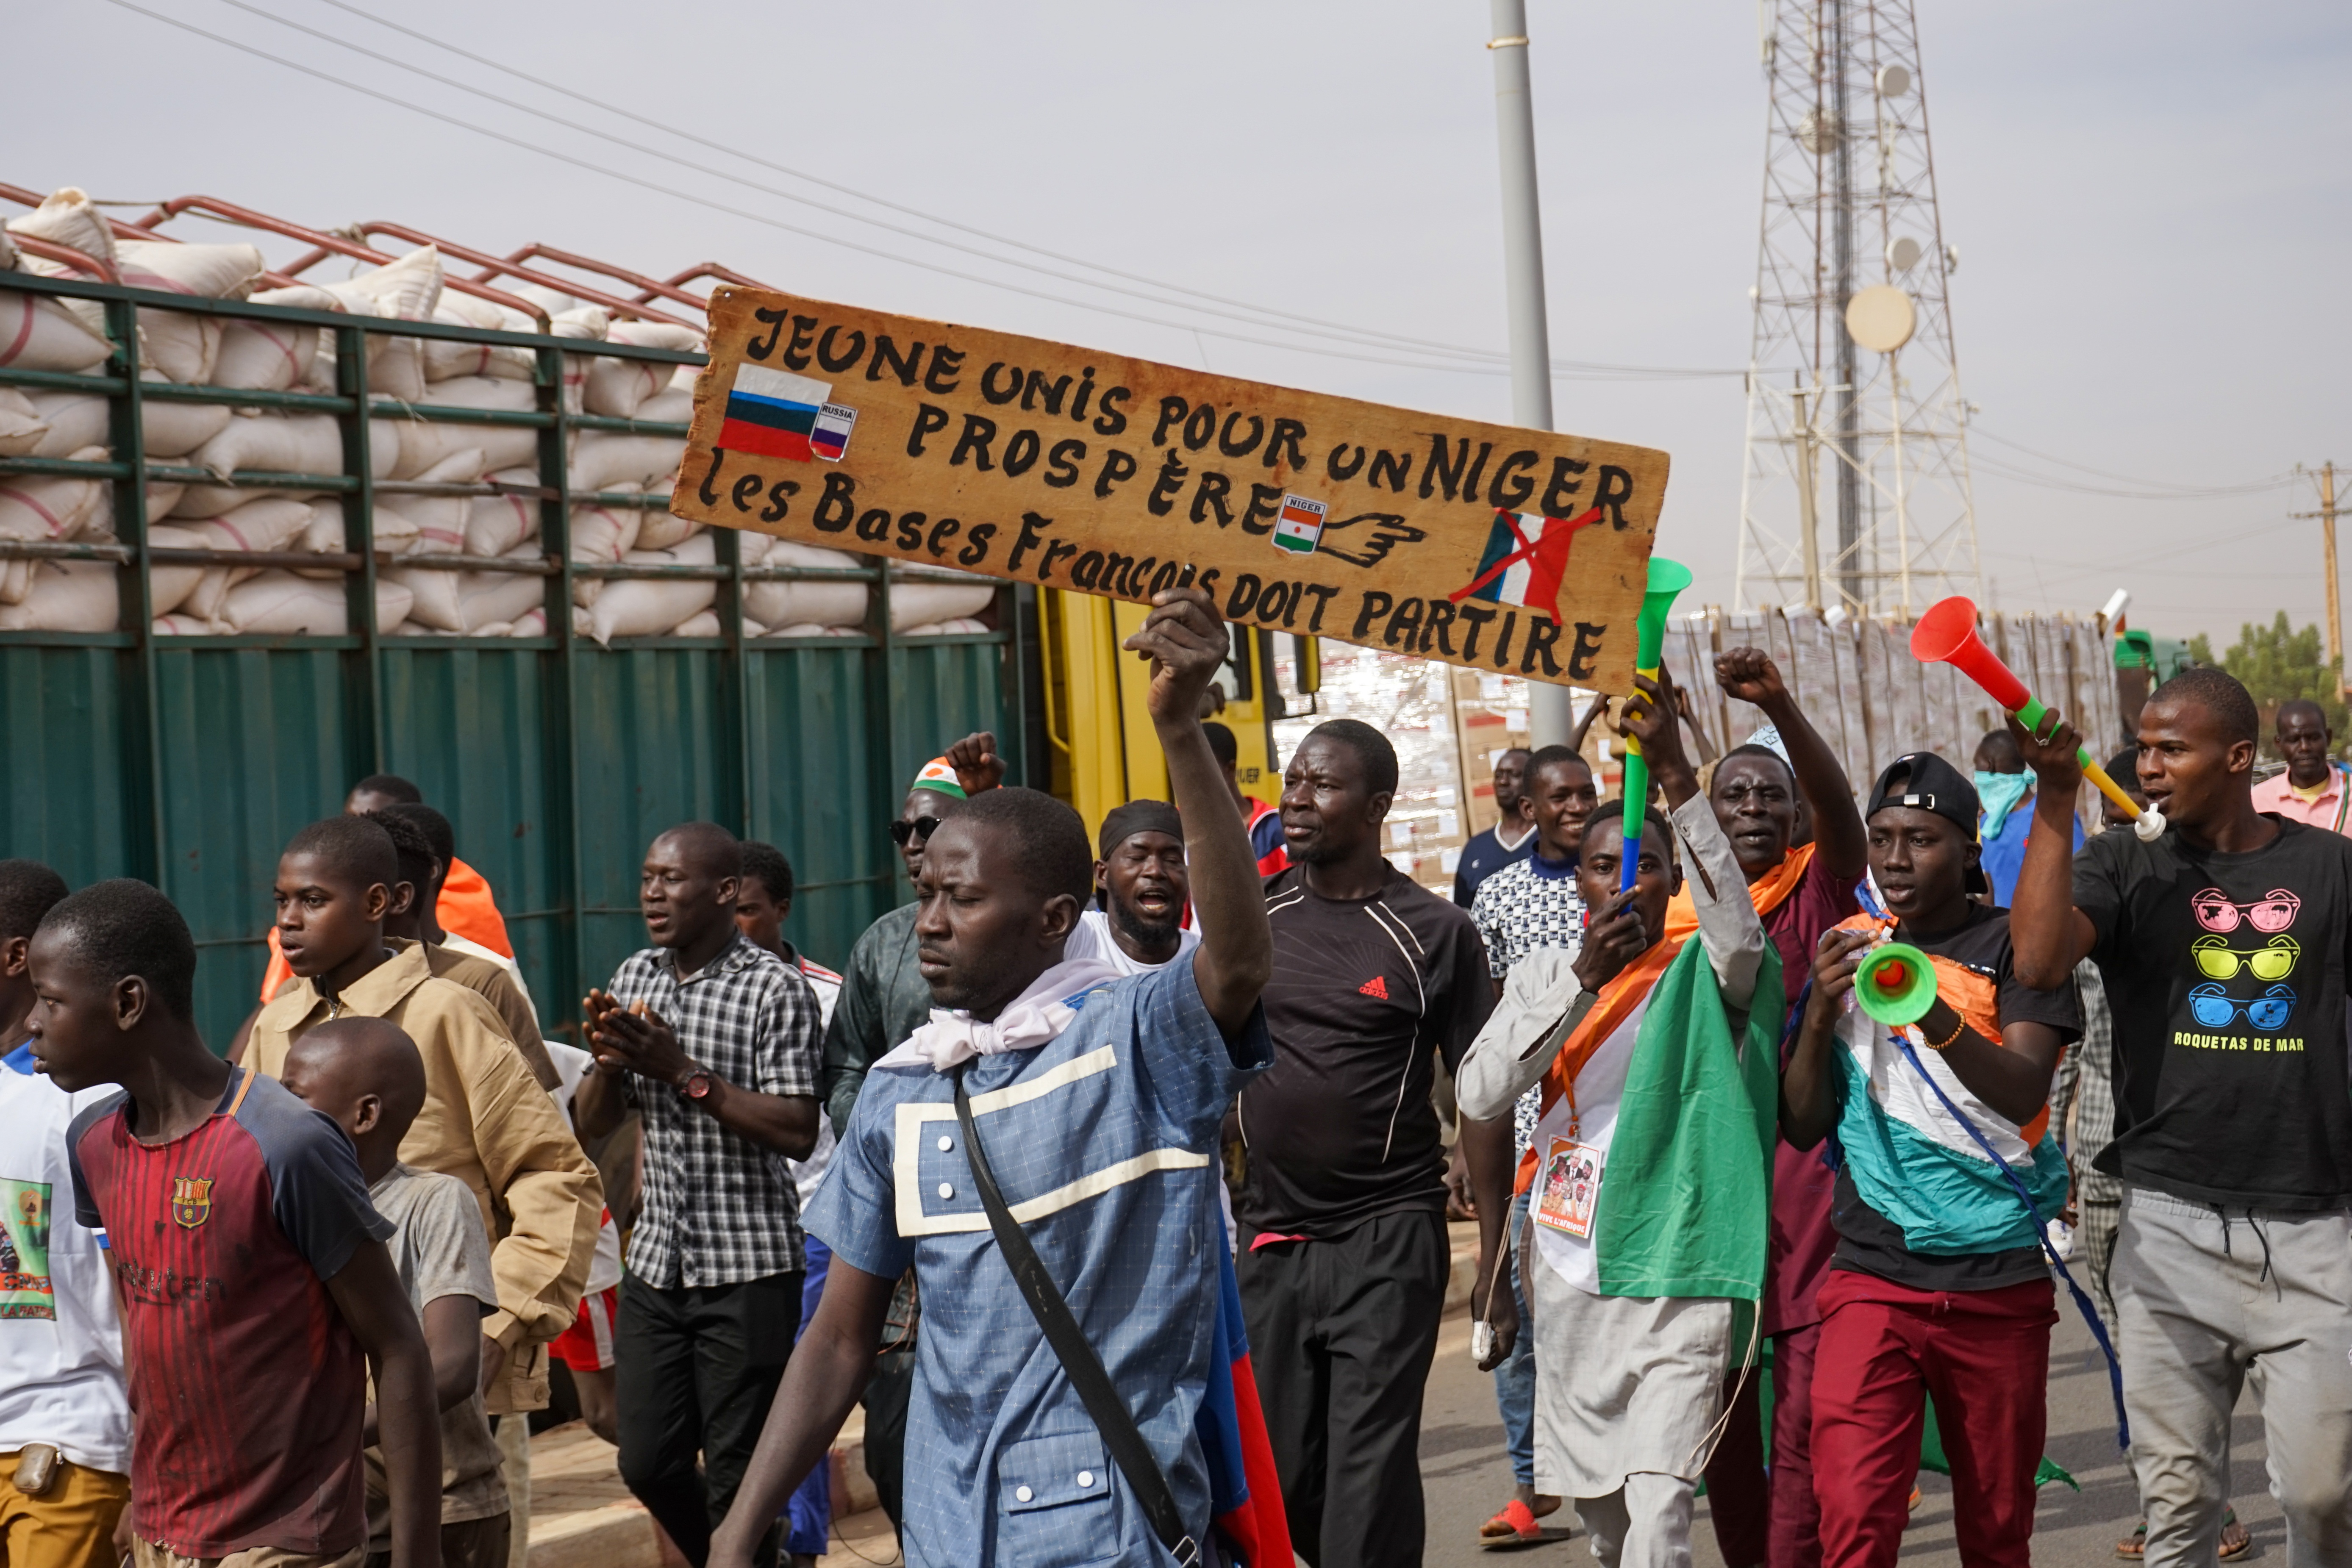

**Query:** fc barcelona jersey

left=67, top=1066, right=391, bottom=1557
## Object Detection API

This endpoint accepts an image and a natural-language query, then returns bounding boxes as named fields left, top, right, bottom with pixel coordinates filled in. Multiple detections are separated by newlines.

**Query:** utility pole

left=2324, top=463, right=2343, bottom=691
left=1485, top=0, right=1573, bottom=746
left=1793, top=377, right=1822, bottom=610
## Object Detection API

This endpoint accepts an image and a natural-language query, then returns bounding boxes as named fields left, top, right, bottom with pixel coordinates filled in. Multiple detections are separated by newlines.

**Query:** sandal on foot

left=2221, top=1509, right=2250, bottom=1560
left=1480, top=1499, right=1541, bottom=1545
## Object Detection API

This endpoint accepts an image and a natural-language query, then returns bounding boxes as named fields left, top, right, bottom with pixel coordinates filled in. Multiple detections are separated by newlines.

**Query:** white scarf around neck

left=875, top=956, right=1126, bottom=1073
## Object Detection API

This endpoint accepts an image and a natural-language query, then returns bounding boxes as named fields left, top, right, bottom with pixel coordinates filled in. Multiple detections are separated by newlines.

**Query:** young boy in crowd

left=0, top=860, right=133, bottom=1568
left=283, top=1018, right=510, bottom=1568
left=1781, top=753, right=2077, bottom=1568
left=2010, top=669, right=2352, bottom=1565
left=32, top=879, right=442, bottom=1568
left=1456, top=669, right=1780, bottom=1568
left=246, top=816, right=601, bottom=1436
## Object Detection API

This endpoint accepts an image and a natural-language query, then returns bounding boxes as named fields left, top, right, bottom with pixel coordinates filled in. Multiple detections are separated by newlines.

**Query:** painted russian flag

left=721, top=364, right=831, bottom=462
left=1195, top=1213, right=1291, bottom=1567
left=1450, top=507, right=1603, bottom=625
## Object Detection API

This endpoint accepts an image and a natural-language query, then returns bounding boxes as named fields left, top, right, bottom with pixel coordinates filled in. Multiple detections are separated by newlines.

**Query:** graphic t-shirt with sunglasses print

left=2075, top=815, right=2352, bottom=1210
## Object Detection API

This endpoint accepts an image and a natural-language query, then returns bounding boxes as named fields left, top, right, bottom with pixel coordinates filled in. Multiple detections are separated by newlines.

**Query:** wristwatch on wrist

left=677, top=1065, right=716, bottom=1101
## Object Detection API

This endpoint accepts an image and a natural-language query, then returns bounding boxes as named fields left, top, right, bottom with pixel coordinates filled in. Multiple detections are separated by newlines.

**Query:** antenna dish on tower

left=1845, top=286, right=1916, bottom=353
left=1876, top=64, right=1912, bottom=97
left=1888, top=235, right=1922, bottom=272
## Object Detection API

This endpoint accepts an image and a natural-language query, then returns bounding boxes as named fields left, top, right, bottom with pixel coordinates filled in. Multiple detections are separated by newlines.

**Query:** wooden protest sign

left=674, top=288, right=1670, bottom=689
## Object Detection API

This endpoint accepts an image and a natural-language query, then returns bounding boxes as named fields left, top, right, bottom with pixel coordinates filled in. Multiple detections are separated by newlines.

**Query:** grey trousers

left=2077, top=1197, right=2121, bottom=1337
left=2112, top=1186, right=2352, bottom=1568
left=1577, top=1471, right=1696, bottom=1568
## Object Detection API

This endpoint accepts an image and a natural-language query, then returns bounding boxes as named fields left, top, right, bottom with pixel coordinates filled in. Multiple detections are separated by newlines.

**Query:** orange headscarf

left=1511, top=930, right=1688, bottom=1194
left=1662, top=841, right=1816, bottom=944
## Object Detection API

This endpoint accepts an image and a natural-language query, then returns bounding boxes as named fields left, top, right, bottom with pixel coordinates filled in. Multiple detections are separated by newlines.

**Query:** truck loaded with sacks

left=0, top=181, right=1028, bottom=1042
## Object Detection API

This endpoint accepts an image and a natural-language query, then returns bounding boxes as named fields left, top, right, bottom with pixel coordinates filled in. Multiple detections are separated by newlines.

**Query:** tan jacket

left=248, top=942, right=603, bottom=1413
left=394, top=937, right=559, bottom=1091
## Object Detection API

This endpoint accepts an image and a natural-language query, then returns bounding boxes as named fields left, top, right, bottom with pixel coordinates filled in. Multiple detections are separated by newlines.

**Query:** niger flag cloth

left=1662, top=841, right=1815, bottom=944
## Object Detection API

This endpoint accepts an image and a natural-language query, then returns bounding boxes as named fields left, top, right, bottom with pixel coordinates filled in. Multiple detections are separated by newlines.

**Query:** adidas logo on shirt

left=1359, top=975, right=1389, bottom=999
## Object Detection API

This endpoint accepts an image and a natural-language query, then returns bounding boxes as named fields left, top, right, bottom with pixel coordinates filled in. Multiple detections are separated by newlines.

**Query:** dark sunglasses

left=889, top=817, right=943, bottom=848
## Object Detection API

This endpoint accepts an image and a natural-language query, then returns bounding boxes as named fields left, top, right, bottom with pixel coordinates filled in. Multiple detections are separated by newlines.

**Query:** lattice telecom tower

left=1734, top=0, right=1983, bottom=616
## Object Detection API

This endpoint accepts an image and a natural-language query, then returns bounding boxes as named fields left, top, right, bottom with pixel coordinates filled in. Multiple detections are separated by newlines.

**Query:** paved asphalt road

left=1418, top=1298, right=2291, bottom=1566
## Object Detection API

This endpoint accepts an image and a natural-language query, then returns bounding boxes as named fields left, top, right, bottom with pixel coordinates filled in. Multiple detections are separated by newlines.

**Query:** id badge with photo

left=1532, top=1133, right=1605, bottom=1241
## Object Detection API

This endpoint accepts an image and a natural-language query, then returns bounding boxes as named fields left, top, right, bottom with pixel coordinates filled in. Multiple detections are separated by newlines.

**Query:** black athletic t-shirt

left=2075, top=815, right=2352, bottom=1211
left=1831, top=903, right=2081, bottom=1292
left=1238, top=865, right=1495, bottom=1238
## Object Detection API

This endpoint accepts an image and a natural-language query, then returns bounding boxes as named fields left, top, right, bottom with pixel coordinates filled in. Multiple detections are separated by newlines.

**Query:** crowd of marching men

left=2, top=583, right=2349, bottom=1568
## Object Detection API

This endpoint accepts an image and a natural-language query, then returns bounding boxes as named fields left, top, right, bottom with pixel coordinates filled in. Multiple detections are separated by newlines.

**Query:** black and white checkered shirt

left=607, top=932, right=824, bottom=1288
left=2052, top=958, right=2122, bottom=1207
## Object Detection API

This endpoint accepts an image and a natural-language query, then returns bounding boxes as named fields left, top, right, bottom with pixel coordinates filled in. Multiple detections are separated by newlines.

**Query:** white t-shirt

left=0, top=1049, right=131, bottom=1472
left=788, top=956, right=843, bottom=1203
left=1067, top=907, right=1201, bottom=977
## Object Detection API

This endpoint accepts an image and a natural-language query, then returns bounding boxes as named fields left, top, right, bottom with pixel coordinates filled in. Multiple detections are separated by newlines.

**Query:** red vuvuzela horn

left=1909, top=597, right=2030, bottom=712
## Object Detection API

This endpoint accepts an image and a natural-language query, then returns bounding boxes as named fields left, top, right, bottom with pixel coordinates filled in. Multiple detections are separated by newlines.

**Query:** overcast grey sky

left=19, top=0, right=2348, bottom=647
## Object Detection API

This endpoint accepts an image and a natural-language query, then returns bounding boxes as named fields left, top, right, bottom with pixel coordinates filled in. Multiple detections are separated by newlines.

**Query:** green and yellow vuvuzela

left=1617, top=558, right=1693, bottom=892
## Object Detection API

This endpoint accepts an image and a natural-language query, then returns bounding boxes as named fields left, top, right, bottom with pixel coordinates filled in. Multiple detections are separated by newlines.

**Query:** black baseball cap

left=1865, top=751, right=1980, bottom=835
left=1866, top=752, right=1989, bottom=896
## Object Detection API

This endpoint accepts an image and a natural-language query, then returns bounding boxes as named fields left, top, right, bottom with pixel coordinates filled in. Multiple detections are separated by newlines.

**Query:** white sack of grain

left=387, top=377, right=536, bottom=477
left=737, top=530, right=774, bottom=567
left=464, top=470, right=539, bottom=557
left=0, top=561, right=118, bottom=632
left=0, top=290, right=114, bottom=373
left=609, top=320, right=703, bottom=354
left=103, top=241, right=263, bottom=385
left=475, top=606, right=547, bottom=638
left=153, top=612, right=208, bottom=635
left=631, top=387, right=693, bottom=427
left=900, top=616, right=991, bottom=637
left=585, top=533, right=716, bottom=645
left=570, top=430, right=680, bottom=494
left=672, top=610, right=722, bottom=638
left=319, top=247, right=442, bottom=402
left=0, top=559, right=28, bottom=607
left=553, top=305, right=609, bottom=340
left=216, top=305, right=329, bottom=392
left=890, top=575, right=995, bottom=633
left=427, top=293, right=538, bottom=382
left=568, top=500, right=641, bottom=566
left=217, top=571, right=413, bottom=635
left=584, top=353, right=670, bottom=419
left=384, top=450, right=484, bottom=555
left=743, top=543, right=867, bottom=631
left=187, top=412, right=399, bottom=484
left=764, top=623, right=861, bottom=638
left=171, top=497, right=319, bottom=621
left=24, top=393, right=102, bottom=458
left=145, top=523, right=210, bottom=616
left=6, top=189, right=113, bottom=264
left=0, top=450, right=110, bottom=541
left=390, top=543, right=545, bottom=633
left=139, top=483, right=184, bottom=523
left=632, top=506, right=699, bottom=552
left=0, top=388, right=48, bottom=456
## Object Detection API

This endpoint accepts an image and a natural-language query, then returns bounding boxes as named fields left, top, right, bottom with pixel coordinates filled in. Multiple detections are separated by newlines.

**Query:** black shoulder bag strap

left=952, top=1062, right=1200, bottom=1568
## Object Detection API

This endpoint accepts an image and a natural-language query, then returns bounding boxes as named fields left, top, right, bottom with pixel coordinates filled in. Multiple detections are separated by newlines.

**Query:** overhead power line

left=114, top=0, right=1744, bottom=383
left=1971, top=428, right=2295, bottom=499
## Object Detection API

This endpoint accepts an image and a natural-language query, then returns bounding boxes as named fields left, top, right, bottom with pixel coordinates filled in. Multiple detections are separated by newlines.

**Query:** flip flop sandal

left=2116, top=1521, right=2146, bottom=1559
left=1480, top=1498, right=1542, bottom=1546
left=2118, top=1509, right=2249, bottom=1561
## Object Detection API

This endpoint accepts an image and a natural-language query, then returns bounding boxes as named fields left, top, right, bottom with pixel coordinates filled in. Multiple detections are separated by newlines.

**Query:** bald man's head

left=280, top=1016, right=427, bottom=1179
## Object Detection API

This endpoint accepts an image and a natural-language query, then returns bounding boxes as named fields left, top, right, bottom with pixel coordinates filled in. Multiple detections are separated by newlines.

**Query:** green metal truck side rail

left=0, top=271, right=1022, bottom=1046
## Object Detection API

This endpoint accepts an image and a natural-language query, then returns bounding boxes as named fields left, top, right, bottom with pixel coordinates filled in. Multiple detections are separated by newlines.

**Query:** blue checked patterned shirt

left=805, top=959, right=1271, bottom=1568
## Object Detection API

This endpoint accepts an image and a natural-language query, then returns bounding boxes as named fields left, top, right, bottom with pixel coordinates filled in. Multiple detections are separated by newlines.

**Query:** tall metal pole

left=2323, top=462, right=2343, bottom=689
left=1793, top=378, right=1822, bottom=610
left=1486, top=0, right=1573, bottom=746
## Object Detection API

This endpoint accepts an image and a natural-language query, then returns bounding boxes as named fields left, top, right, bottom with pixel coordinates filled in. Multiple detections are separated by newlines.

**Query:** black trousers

left=1238, top=1210, right=1450, bottom=1568
left=616, top=1270, right=802, bottom=1568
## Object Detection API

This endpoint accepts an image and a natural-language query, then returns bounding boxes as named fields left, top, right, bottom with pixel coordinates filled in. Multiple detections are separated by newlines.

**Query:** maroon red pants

left=1810, top=1270, right=2056, bottom=1568
left=1699, top=1324, right=1824, bottom=1568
